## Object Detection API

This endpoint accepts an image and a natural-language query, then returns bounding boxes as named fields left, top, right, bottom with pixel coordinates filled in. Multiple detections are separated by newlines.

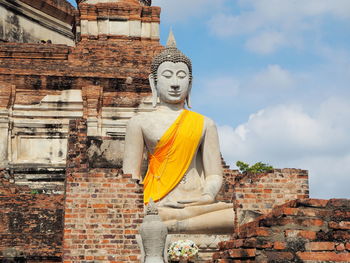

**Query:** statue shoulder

left=203, top=115, right=218, bottom=130
left=127, top=112, right=153, bottom=127
left=187, top=110, right=217, bottom=131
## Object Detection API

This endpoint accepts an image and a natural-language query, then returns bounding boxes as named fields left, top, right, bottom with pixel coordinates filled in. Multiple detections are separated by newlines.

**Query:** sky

left=69, top=0, right=350, bottom=199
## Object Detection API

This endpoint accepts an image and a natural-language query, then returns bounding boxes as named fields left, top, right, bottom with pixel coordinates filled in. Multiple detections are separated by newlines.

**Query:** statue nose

left=171, top=85, right=180, bottom=91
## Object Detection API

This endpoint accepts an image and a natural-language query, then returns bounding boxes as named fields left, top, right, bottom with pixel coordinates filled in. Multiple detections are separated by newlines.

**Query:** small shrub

left=236, top=161, right=274, bottom=175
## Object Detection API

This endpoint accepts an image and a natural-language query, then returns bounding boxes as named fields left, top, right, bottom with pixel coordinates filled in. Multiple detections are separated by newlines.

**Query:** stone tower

left=0, top=0, right=162, bottom=193
left=76, top=0, right=159, bottom=41
left=0, top=0, right=162, bottom=260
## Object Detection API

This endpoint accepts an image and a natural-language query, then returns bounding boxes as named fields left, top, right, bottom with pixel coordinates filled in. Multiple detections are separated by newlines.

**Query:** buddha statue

left=123, top=31, right=234, bottom=234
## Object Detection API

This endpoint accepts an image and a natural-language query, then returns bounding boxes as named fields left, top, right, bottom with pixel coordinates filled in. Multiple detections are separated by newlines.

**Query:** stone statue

left=138, top=199, right=169, bottom=263
left=123, top=31, right=234, bottom=234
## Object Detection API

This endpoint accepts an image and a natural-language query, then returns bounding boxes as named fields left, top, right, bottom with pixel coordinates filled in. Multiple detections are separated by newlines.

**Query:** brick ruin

left=0, top=0, right=75, bottom=45
left=63, top=119, right=144, bottom=262
left=0, top=117, right=312, bottom=262
left=0, top=170, right=64, bottom=262
left=214, top=199, right=350, bottom=262
left=0, top=0, right=162, bottom=195
left=0, top=0, right=349, bottom=262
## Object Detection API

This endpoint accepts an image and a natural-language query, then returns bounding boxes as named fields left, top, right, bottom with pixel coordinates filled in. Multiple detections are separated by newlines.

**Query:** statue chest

left=141, top=114, right=182, bottom=152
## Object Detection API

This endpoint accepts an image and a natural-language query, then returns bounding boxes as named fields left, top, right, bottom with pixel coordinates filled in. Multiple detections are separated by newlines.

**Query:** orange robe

left=143, top=110, right=204, bottom=204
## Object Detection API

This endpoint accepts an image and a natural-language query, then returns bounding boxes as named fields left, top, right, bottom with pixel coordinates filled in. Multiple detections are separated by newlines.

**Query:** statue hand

left=162, top=201, right=185, bottom=209
left=177, top=194, right=215, bottom=207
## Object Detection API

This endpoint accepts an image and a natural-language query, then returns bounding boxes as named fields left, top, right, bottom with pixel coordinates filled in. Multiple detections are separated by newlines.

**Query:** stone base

left=168, top=234, right=231, bottom=262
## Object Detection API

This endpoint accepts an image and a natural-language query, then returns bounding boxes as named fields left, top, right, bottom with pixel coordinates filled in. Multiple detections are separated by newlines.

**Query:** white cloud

left=208, top=0, right=350, bottom=54
left=218, top=97, right=350, bottom=199
left=245, top=31, right=286, bottom=54
left=248, top=64, right=295, bottom=90
left=208, top=12, right=261, bottom=37
left=152, top=0, right=225, bottom=23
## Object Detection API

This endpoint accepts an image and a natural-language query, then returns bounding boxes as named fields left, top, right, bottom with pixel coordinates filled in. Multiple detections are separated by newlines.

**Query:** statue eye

left=177, top=71, right=187, bottom=79
left=162, top=70, right=173, bottom=78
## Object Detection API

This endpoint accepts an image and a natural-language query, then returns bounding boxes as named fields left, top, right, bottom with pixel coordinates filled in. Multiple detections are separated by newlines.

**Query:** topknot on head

left=151, top=30, right=192, bottom=81
left=166, top=29, right=177, bottom=48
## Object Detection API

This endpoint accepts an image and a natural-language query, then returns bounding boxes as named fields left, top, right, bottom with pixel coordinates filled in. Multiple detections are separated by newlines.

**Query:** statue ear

left=186, top=80, right=192, bottom=108
left=149, top=74, right=158, bottom=108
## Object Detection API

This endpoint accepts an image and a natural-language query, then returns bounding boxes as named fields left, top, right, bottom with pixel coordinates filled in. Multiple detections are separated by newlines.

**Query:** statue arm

left=180, top=119, right=223, bottom=207
left=123, top=117, right=144, bottom=182
left=201, top=119, right=223, bottom=200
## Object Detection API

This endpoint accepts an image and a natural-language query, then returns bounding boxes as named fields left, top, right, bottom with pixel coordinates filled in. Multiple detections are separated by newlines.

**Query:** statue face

left=156, top=61, right=190, bottom=105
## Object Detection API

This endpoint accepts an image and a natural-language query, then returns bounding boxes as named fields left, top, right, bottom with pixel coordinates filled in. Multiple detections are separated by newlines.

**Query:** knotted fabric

left=143, top=110, right=204, bottom=204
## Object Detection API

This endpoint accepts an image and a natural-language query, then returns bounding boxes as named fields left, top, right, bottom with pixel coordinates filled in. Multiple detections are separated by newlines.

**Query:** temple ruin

left=0, top=0, right=349, bottom=262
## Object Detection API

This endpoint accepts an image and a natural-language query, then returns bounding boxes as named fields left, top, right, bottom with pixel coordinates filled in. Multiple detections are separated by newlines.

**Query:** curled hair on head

left=151, top=31, right=192, bottom=83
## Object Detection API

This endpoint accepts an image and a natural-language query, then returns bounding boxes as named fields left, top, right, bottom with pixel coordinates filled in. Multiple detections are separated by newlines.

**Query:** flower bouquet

left=168, top=239, right=199, bottom=263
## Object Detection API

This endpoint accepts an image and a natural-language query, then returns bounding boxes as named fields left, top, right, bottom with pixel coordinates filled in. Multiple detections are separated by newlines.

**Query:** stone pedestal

left=169, top=234, right=231, bottom=262
left=139, top=200, right=168, bottom=263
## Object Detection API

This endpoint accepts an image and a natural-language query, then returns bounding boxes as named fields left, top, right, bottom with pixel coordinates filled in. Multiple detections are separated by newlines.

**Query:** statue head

left=150, top=31, right=193, bottom=108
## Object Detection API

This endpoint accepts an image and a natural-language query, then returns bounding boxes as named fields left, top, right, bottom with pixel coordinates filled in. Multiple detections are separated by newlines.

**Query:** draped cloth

left=143, top=110, right=204, bottom=204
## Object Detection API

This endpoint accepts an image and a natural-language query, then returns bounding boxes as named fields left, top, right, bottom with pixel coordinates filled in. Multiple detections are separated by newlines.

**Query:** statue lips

left=168, top=92, right=181, bottom=97
left=169, top=85, right=182, bottom=97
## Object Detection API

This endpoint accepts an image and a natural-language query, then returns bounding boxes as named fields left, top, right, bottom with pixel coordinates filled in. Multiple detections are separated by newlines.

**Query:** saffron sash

left=143, top=110, right=204, bottom=204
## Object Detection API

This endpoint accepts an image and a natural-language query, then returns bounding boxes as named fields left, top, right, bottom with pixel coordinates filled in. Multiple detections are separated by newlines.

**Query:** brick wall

left=216, top=162, right=238, bottom=203
left=0, top=39, right=162, bottom=107
left=63, top=119, right=144, bottom=262
left=63, top=170, right=144, bottom=262
left=0, top=169, right=64, bottom=262
left=234, top=169, right=309, bottom=225
left=217, top=164, right=309, bottom=227
left=213, top=199, right=350, bottom=262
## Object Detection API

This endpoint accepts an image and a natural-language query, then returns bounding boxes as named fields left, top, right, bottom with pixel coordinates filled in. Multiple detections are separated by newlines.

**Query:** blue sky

left=70, top=0, right=350, bottom=199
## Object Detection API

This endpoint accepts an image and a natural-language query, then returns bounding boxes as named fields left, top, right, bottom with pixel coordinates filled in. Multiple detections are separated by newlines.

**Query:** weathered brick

left=331, top=209, right=350, bottom=221
left=274, top=241, right=287, bottom=250
left=285, top=230, right=317, bottom=240
left=328, top=199, right=350, bottom=208
left=297, top=252, right=350, bottom=261
left=305, top=242, right=335, bottom=251
left=332, top=230, right=350, bottom=240
left=227, top=249, right=256, bottom=259
left=301, top=218, right=325, bottom=227
left=336, top=243, right=345, bottom=251
left=265, top=251, right=294, bottom=261
left=329, top=221, right=350, bottom=230
left=215, top=259, right=233, bottom=263
left=297, top=199, right=328, bottom=208
left=346, top=243, right=350, bottom=250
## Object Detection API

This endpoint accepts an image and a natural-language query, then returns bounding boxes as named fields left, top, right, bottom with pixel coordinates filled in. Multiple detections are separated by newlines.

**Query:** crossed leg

left=159, top=202, right=234, bottom=234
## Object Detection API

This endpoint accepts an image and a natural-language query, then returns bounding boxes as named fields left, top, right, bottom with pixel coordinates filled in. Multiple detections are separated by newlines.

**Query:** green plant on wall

left=236, top=161, right=274, bottom=175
